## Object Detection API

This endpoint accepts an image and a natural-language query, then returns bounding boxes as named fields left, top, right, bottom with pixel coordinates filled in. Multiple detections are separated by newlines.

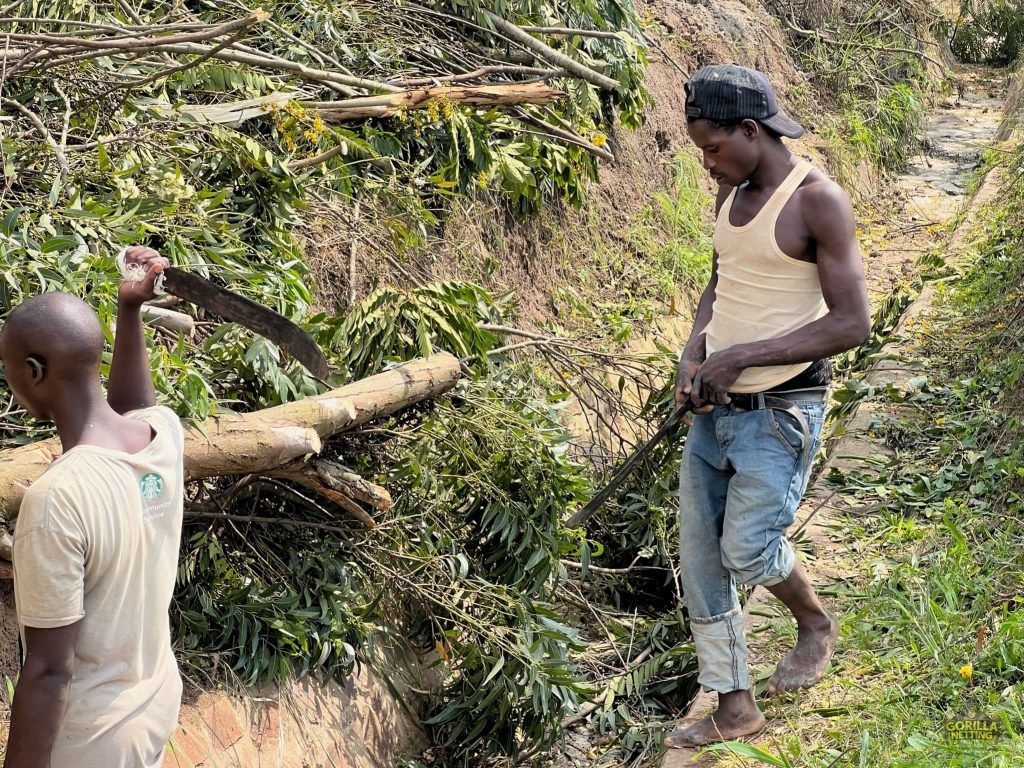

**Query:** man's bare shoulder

left=798, top=171, right=853, bottom=213
left=796, top=171, right=855, bottom=236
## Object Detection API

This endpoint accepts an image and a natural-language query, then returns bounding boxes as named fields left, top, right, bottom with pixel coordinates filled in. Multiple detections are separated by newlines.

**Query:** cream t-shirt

left=12, top=406, right=184, bottom=768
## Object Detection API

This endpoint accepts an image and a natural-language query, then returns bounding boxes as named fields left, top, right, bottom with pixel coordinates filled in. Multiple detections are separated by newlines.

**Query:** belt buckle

left=729, top=393, right=758, bottom=411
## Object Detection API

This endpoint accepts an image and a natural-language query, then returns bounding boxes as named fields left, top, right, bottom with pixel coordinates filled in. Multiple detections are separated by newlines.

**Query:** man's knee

left=721, top=536, right=793, bottom=586
left=720, top=547, right=767, bottom=585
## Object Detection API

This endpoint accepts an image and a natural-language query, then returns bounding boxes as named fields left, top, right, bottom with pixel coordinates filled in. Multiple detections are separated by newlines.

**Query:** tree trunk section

left=0, top=352, right=461, bottom=524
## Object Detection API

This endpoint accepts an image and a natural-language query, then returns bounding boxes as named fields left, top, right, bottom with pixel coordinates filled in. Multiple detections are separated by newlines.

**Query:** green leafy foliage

left=175, top=528, right=369, bottom=685
left=369, top=375, right=593, bottom=759
left=391, top=380, right=590, bottom=594
left=772, top=0, right=934, bottom=179
left=327, top=282, right=506, bottom=379
left=0, top=0, right=649, bottom=431
left=947, top=0, right=1024, bottom=64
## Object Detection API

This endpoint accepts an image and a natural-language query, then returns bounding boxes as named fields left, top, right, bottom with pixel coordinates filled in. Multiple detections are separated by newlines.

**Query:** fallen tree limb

left=389, top=65, right=566, bottom=87
left=519, top=26, right=625, bottom=40
left=0, top=353, right=461, bottom=526
left=308, top=82, right=564, bottom=121
left=513, top=108, right=615, bottom=161
left=481, top=10, right=619, bottom=90
left=268, top=459, right=393, bottom=529
left=1, top=97, right=70, bottom=179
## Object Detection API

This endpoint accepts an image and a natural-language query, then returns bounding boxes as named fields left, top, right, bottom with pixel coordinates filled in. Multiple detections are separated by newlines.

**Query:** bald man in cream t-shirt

left=3, top=247, right=183, bottom=768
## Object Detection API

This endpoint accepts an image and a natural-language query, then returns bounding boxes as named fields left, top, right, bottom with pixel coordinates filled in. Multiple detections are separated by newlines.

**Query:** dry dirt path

left=662, top=67, right=1007, bottom=768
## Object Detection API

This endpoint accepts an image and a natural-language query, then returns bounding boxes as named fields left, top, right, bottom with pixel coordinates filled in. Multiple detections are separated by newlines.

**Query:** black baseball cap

left=684, top=64, right=804, bottom=139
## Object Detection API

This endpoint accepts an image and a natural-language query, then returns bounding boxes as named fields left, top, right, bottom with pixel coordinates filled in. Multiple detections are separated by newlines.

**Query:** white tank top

left=704, top=160, right=828, bottom=393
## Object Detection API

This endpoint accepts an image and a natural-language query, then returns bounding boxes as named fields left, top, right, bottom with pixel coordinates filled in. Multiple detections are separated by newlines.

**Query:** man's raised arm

left=107, top=246, right=167, bottom=414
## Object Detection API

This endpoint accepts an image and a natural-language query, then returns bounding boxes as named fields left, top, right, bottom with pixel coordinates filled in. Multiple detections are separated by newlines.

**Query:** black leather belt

left=725, top=388, right=828, bottom=472
left=727, top=388, right=827, bottom=411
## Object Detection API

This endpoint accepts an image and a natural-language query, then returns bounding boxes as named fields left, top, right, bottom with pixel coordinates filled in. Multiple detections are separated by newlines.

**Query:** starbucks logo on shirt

left=140, top=473, right=165, bottom=500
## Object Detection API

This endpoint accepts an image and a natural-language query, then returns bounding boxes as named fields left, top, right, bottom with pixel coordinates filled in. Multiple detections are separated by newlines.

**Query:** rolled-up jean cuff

left=690, top=610, right=749, bottom=693
left=751, top=537, right=797, bottom=588
left=690, top=605, right=743, bottom=626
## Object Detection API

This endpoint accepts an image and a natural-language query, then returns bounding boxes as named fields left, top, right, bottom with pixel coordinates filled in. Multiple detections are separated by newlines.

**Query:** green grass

left=549, top=152, right=713, bottom=339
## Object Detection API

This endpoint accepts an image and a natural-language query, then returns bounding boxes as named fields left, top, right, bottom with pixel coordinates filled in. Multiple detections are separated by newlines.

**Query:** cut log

left=141, top=305, right=196, bottom=336
left=309, top=82, right=564, bottom=121
left=0, top=353, right=461, bottom=528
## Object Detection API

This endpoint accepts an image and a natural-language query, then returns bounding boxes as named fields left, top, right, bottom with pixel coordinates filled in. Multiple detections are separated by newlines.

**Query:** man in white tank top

left=665, top=65, right=870, bottom=748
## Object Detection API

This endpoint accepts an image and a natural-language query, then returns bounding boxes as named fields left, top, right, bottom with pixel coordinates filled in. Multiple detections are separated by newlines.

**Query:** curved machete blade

left=566, top=401, right=693, bottom=528
left=162, top=267, right=330, bottom=380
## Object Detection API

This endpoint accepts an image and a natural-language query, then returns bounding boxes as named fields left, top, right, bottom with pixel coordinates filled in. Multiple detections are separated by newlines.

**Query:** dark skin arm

left=693, top=182, right=870, bottom=405
left=674, top=185, right=731, bottom=419
left=107, top=246, right=168, bottom=414
left=4, top=622, right=81, bottom=768
left=673, top=254, right=718, bottom=419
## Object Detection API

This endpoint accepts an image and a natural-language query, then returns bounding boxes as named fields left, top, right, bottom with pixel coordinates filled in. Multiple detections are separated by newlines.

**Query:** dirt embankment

left=308, top=0, right=853, bottom=331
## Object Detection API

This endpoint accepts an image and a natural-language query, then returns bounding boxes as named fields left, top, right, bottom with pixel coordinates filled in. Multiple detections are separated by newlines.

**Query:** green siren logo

left=140, top=473, right=165, bottom=500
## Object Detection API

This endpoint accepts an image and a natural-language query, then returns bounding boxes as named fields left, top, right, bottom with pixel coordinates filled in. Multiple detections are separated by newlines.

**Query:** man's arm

left=674, top=254, right=718, bottom=407
left=4, top=623, right=80, bottom=768
left=694, top=182, right=870, bottom=404
left=674, top=184, right=731, bottom=410
left=107, top=246, right=168, bottom=414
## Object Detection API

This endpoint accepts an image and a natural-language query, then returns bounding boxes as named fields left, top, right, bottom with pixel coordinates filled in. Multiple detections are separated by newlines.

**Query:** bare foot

left=767, top=612, right=838, bottom=695
left=664, top=709, right=767, bottom=748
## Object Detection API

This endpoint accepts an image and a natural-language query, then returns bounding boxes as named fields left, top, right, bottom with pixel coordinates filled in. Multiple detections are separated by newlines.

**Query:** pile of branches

left=0, top=5, right=688, bottom=766
left=0, top=0, right=645, bottom=187
left=0, top=0, right=648, bottom=427
left=767, top=0, right=946, bottom=94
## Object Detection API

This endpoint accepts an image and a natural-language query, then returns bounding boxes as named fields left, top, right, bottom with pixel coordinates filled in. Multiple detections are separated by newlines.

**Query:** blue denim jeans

left=678, top=396, right=826, bottom=693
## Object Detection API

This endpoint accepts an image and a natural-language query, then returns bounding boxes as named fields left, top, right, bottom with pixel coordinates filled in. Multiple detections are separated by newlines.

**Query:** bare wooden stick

left=349, top=200, right=360, bottom=305
left=481, top=10, right=619, bottom=90
left=513, top=108, right=614, bottom=161
left=1, top=97, right=70, bottom=177
left=0, top=12, right=266, bottom=50
left=101, top=21, right=256, bottom=94
left=156, top=42, right=400, bottom=93
left=287, top=144, right=350, bottom=172
left=519, top=26, right=625, bottom=40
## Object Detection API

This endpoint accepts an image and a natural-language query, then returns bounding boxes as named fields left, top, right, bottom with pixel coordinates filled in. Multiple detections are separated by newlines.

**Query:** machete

left=566, top=401, right=694, bottom=528
left=161, top=267, right=330, bottom=380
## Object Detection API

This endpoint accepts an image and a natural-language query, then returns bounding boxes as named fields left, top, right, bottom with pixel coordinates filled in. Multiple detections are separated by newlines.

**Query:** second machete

left=161, top=267, right=330, bottom=380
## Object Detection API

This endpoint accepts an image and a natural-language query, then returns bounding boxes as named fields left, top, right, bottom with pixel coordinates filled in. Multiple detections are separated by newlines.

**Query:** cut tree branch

left=307, top=82, right=564, bottom=121
left=519, top=26, right=625, bottom=40
left=1, top=97, right=70, bottom=178
left=481, top=10, right=619, bottom=90
left=0, top=353, right=461, bottom=525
